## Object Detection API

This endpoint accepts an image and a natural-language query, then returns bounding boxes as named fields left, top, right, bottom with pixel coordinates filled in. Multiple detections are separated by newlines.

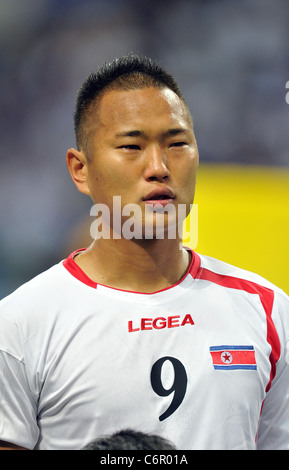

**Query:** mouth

left=142, top=188, right=175, bottom=207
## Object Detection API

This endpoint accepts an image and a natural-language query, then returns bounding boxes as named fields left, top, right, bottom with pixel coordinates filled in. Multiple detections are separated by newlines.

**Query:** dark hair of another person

left=81, top=429, right=176, bottom=450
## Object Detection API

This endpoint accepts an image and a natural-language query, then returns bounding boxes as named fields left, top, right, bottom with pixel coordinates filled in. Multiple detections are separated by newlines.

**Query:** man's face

left=84, top=86, right=199, bottom=238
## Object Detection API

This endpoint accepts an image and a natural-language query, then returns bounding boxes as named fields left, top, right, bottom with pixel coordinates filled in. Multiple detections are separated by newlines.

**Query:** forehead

left=95, top=86, right=191, bottom=134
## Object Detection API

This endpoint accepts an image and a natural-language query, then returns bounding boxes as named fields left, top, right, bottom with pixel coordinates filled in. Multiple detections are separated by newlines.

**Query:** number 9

left=150, top=356, right=188, bottom=421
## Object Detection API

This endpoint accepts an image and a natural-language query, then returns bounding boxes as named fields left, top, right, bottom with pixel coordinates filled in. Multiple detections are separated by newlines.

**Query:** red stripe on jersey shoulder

left=196, top=263, right=280, bottom=392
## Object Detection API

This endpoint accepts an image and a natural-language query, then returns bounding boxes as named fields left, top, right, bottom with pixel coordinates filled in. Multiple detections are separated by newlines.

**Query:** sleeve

left=257, top=291, right=289, bottom=450
left=0, top=314, right=39, bottom=449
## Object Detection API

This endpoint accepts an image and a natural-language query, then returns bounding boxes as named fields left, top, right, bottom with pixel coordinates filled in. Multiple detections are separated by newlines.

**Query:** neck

left=74, top=236, right=191, bottom=293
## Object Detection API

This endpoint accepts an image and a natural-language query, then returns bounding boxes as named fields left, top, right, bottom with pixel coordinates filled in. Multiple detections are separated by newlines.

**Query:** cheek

left=173, top=165, right=198, bottom=210
left=175, top=154, right=198, bottom=186
left=87, top=164, right=134, bottom=204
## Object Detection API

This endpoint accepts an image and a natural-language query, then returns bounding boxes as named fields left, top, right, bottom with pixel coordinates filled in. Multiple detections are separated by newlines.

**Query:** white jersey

left=0, top=248, right=289, bottom=450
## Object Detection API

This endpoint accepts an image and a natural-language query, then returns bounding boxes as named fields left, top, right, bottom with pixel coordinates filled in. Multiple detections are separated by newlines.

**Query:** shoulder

left=195, top=252, right=289, bottom=339
left=0, top=258, right=84, bottom=359
left=195, top=252, right=289, bottom=317
left=196, top=252, right=288, bottom=298
left=0, top=260, right=71, bottom=319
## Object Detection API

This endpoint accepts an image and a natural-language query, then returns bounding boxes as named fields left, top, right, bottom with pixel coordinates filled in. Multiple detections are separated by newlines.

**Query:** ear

left=66, top=148, right=91, bottom=197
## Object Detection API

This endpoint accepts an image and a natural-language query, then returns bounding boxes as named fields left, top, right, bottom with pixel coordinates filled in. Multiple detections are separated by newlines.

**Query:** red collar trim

left=62, top=247, right=200, bottom=294
left=63, top=249, right=97, bottom=289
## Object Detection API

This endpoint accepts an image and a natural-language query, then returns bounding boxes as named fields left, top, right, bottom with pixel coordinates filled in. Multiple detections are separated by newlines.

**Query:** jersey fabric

left=0, top=248, right=288, bottom=450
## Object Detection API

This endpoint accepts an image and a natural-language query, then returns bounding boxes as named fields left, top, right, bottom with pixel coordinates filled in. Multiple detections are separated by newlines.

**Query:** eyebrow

left=115, top=128, right=190, bottom=139
left=115, top=130, right=145, bottom=138
left=166, top=128, right=190, bottom=137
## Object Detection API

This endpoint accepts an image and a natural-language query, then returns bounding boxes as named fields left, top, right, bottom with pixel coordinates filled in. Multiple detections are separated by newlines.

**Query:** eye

left=169, top=141, right=188, bottom=148
left=118, top=145, right=141, bottom=150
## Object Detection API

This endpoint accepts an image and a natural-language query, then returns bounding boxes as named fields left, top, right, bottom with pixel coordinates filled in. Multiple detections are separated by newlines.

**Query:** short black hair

left=81, top=429, right=176, bottom=450
left=74, top=54, right=189, bottom=153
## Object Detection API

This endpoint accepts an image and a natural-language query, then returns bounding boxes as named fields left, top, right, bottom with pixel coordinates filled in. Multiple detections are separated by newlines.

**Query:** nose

left=143, top=145, right=170, bottom=182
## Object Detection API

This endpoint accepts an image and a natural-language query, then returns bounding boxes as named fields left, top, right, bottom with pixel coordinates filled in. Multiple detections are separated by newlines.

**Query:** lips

left=142, top=188, right=175, bottom=207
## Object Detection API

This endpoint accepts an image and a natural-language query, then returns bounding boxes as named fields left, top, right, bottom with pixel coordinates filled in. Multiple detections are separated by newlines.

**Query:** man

left=0, top=55, right=288, bottom=450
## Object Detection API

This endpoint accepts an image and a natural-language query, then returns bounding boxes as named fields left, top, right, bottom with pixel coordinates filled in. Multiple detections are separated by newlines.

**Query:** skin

left=66, top=86, right=199, bottom=293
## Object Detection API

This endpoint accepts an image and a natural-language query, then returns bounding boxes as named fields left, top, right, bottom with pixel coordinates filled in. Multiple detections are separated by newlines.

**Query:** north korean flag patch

left=210, top=345, right=257, bottom=370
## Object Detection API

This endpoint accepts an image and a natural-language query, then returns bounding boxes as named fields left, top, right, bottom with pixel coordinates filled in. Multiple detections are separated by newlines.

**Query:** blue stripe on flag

left=209, top=345, right=254, bottom=351
left=213, top=364, right=257, bottom=370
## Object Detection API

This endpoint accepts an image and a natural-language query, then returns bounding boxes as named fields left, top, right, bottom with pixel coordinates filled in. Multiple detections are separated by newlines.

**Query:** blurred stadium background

left=0, top=0, right=288, bottom=298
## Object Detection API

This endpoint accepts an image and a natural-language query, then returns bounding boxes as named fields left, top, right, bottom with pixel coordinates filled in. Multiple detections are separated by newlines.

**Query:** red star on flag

left=221, top=352, right=232, bottom=363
